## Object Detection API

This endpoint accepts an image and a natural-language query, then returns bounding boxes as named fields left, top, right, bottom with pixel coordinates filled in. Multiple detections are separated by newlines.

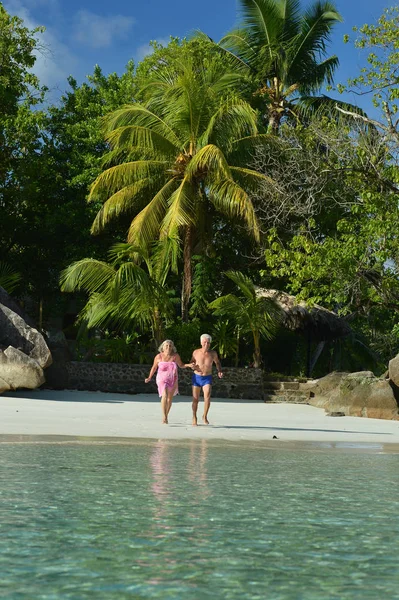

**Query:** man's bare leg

left=192, top=386, right=200, bottom=426
left=202, top=384, right=212, bottom=424
left=161, top=391, right=168, bottom=424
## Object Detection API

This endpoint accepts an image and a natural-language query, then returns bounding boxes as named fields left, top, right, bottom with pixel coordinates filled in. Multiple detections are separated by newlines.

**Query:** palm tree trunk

left=181, top=225, right=193, bottom=322
left=267, top=110, right=281, bottom=134
left=152, top=307, right=164, bottom=348
left=234, top=327, right=240, bottom=367
left=253, top=331, right=261, bottom=368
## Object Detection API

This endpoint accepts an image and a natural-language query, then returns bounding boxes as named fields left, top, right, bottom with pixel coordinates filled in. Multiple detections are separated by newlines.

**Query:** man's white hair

left=200, top=333, right=212, bottom=343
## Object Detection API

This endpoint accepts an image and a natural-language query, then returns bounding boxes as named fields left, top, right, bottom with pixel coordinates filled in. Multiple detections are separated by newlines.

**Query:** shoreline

left=1, top=388, right=399, bottom=449
left=0, top=433, right=398, bottom=453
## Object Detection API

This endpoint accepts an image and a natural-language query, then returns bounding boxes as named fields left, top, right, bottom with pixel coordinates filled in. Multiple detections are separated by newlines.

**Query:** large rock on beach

left=306, top=371, right=399, bottom=420
left=0, top=346, right=45, bottom=393
left=0, top=303, right=52, bottom=369
left=0, top=288, right=52, bottom=394
left=388, top=354, right=399, bottom=389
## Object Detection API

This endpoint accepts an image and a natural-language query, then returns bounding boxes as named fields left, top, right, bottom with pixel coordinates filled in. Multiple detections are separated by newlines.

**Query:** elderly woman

left=145, top=340, right=197, bottom=424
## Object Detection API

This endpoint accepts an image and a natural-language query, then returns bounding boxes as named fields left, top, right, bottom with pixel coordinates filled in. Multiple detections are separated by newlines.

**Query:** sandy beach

left=1, top=388, right=399, bottom=449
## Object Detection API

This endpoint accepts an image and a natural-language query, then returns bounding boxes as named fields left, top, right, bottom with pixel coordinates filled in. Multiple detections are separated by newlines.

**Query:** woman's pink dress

left=156, top=361, right=179, bottom=397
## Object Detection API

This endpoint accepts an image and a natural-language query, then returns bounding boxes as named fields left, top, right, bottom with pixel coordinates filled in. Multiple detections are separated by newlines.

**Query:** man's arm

left=213, top=352, right=223, bottom=379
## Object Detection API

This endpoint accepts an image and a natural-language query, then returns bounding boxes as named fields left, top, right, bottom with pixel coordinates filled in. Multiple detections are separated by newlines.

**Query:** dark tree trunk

left=181, top=226, right=193, bottom=322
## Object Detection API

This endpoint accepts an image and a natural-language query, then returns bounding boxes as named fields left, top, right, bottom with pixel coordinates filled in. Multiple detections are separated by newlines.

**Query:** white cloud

left=72, top=10, right=135, bottom=49
left=4, top=0, right=78, bottom=92
left=135, top=37, right=171, bottom=62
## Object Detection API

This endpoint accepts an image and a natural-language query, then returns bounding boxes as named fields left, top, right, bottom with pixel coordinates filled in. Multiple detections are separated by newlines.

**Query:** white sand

left=1, top=388, right=399, bottom=449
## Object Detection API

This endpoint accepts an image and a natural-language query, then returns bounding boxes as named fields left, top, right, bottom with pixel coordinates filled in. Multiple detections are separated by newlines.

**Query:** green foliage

left=209, top=271, right=282, bottom=366
left=209, top=0, right=343, bottom=130
left=0, top=262, right=22, bottom=294
left=211, top=319, right=239, bottom=360
left=90, top=44, right=269, bottom=319
left=0, top=4, right=46, bottom=113
left=164, top=320, right=203, bottom=361
left=60, top=242, right=175, bottom=344
left=75, top=332, right=150, bottom=364
left=342, top=7, right=399, bottom=112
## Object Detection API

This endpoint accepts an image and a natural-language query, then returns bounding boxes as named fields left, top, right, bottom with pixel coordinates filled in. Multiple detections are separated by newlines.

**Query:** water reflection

left=188, top=439, right=210, bottom=501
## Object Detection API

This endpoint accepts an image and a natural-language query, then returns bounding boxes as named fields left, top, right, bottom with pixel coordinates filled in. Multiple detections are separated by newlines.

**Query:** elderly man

left=190, top=334, right=223, bottom=426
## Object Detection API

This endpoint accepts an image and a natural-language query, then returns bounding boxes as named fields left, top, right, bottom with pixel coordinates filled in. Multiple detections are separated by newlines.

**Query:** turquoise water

left=1, top=441, right=399, bottom=600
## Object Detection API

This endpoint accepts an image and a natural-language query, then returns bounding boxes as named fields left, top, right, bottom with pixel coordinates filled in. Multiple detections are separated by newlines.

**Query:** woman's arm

left=174, top=354, right=196, bottom=369
left=145, top=355, right=160, bottom=383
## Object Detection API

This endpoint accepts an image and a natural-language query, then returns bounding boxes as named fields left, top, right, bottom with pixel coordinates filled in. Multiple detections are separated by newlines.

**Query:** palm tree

left=88, top=52, right=272, bottom=320
left=206, top=0, right=342, bottom=132
left=60, top=242, right=176, bottom=347
left=0, top=262, right=21, bottom=294
left=208, top=271, right=282, bottom=367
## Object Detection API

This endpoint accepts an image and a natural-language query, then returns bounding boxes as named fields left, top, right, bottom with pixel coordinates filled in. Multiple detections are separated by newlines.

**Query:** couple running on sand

left=145, top=334, right=223, bottom=425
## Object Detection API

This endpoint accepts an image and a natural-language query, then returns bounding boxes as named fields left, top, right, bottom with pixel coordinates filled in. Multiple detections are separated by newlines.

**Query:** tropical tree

left=0, top=262, right=21, bottom=294
left=89, top=49, right=271, bottom=320
left=208, top=271, right=282, bottom=367
left=60, top=242, right=177, bottom=347
left=203, top=0, right=343, bottom=131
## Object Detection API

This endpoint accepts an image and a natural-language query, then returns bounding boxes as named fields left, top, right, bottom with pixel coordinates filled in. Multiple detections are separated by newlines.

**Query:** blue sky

left=4, top=0, right=390, bottom=111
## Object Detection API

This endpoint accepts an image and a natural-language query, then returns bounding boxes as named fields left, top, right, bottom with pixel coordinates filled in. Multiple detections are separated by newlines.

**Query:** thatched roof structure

left=256, top=288, right=351, bottom=342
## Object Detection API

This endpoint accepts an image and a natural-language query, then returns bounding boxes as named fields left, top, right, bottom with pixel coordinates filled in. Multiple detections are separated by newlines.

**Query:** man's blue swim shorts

left=192, top=373, right=213, bottom=387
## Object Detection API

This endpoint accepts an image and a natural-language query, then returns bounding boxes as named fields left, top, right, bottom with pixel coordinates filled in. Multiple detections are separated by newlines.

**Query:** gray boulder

left=308, top=371, right=399, bottom=420
left=0, top=346, right=45, bottom=392
left=388, top=354, right=399, bottom=388
left=0, top=286, right=36, bottom=327
left=0, top=304, right=52, bottom=369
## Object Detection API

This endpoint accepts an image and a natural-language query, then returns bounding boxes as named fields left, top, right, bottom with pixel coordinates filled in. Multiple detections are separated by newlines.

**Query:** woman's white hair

left=200, top=333, right=212, bottom=343
left=158, top=339, right=177, bottom=353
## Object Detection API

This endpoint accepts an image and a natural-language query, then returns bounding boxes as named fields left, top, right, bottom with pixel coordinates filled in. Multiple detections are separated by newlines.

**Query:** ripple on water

left=0, top=441, right=398, bottom=599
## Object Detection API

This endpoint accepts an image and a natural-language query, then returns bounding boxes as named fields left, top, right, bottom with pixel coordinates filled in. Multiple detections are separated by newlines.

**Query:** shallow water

left=1, top=440, right=399, bottom=600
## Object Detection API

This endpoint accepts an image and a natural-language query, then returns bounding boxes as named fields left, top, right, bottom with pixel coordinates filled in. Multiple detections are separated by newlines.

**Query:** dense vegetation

left=2, top=0, right=399, bottom=376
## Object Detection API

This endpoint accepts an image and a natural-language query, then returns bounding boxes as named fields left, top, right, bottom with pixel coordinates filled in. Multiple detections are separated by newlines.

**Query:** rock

left=0, top=304, right=52, bottom=369
left=308, top=371, right=399, bottom=420
left=0, top=346, right=45, bottom=391
left=326, top=411, right=345, bottom=417
left=389, top=355, right=399, bottom=388
left=0, top=286, right=36, bottom=327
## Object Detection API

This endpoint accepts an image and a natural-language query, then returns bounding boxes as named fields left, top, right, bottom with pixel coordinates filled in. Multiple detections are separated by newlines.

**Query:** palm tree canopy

left=60, top=244, right=174, bottom=332
left=220, top=0, right=342, bottom=93
left=89, top=51, right=269, bottom=248
left=209, top=271, right=283, bottom=340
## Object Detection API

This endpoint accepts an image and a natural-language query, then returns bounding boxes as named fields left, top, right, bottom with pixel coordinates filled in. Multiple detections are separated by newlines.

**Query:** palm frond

left=0, top=262, right=21, bottom=294
left=127, top=177, right=179, bottom=245
left=200, top=99, right=258, bottom=151
left=60, top=259, right=115, bottom=294
left=288, top=1, right=341, bottom=78
left=208, top=294, right=244, bottom=315
left=236, top=0, right=283, bottom=61
left=208, top=179, right=260, bottom=242
left=161, top=178, right=197, bottom=236
left=102, top=104, right=182, bottom=146
left=226, top=270, right=257, bottom=300
left=90, top=179, right=155, bottom=234
left=230, top=166, right=274, bottom=191
left=186, top=144, right=232, bottom=181
left=105, top=126, right=179, bottom=157
left=152, top=235, right=182, bottom=284
left=88, top=160, right=168, bottom=202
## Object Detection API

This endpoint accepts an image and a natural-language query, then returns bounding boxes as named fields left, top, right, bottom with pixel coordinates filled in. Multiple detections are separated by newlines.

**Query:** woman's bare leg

left=166, top=388, right=174, bottom=418
left=161, top=391, right=168, bottom=423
